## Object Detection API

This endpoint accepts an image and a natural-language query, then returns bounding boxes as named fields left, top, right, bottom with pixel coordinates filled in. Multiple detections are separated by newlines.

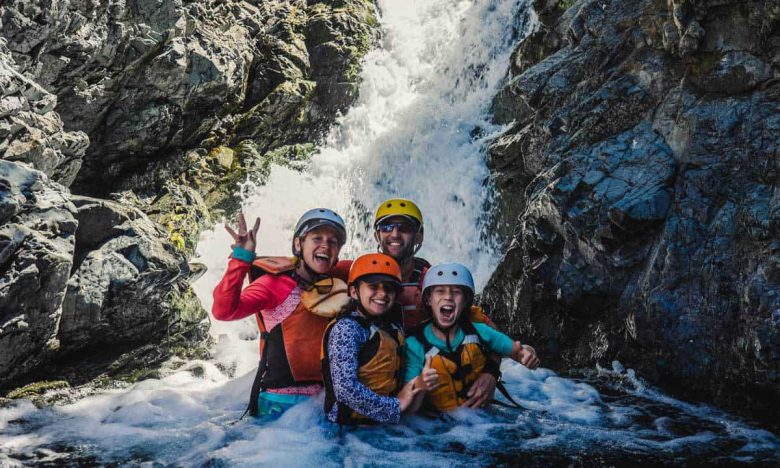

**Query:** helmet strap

left=431, top=318, right=456, bottom=347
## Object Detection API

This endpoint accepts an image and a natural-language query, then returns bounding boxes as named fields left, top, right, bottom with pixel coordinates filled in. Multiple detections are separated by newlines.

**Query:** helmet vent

left=452, top=271, right=458, bottom=276
left=400, top=202, right=406, bottom=207
left=437, top=271, right=443, bottom=276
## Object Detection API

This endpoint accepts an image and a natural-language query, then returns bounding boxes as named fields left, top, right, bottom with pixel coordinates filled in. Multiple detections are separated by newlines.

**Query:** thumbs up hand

left=418, top=355, right=441, bottom=392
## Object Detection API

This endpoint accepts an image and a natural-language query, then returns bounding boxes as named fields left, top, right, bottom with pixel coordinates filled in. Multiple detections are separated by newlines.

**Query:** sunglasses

left=303, top=277, right=334, bottom=294
left=377, top=222, right=416, bottom=234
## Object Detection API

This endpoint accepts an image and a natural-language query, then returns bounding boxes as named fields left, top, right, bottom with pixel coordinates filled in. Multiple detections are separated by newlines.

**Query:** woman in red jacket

left=212, top=208, right=351, bottom=421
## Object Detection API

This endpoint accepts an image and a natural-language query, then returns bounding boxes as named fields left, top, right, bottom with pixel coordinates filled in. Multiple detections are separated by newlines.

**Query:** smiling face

left=427, top=285, right=467, bottom=329
left=293, top=225, right=342, bottom=276
left=374, top=216, right=423, bottom=261
left=350, top=280, right=398, bottom=317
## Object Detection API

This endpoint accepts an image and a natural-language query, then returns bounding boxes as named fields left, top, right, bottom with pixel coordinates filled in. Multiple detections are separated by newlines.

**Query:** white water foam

left=2, top=0, right=778, bottom=465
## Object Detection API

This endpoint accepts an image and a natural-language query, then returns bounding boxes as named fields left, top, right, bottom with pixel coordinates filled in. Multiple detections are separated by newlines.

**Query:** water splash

left=2, top=0, right=778, bottom=465
left=230, top=0, right=530, bottom=288
left=2, top=361, right=778, bottom=466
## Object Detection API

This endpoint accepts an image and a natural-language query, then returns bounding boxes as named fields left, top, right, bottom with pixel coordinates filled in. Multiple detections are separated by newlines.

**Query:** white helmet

left=292, top=208, right=347, bottom=255
left=422, top=263, right=475, bottom=296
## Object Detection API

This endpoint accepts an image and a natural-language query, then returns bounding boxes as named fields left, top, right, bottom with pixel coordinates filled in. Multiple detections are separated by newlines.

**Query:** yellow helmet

left=374, top=198, right=423, bottom=229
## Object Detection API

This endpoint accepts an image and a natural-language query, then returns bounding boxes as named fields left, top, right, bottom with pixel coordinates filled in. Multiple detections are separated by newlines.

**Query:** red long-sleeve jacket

left=212, top=257, right=352, bottom=322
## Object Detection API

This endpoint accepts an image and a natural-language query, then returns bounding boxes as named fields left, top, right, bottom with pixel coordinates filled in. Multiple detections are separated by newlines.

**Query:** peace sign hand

left=225, top=212, right=261, bottom=252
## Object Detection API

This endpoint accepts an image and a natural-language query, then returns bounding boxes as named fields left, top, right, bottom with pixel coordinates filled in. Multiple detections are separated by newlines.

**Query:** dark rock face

left=483, top=0, right=779, bottom=424
left=60, top=196, right=204, bottom=350
left=0, top=43, right=88, bottom=186
left=0, top=161, right=206, bottom=389
left=0, top=1, right=378, bottom=392
left=0, top=160, right=77, bottom=384
left=0, top=0, right=379, bottom=198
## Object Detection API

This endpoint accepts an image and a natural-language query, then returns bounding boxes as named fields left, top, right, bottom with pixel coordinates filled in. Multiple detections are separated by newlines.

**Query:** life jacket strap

left=492, top=380, right=525, bottom=410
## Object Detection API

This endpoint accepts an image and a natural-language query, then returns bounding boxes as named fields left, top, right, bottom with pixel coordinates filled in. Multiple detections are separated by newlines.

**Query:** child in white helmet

left=403, top=263, right=540, bottom=412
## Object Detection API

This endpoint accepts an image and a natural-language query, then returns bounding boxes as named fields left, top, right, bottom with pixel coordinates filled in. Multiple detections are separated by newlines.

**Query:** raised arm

left=212, top=213, right=286, bottom=321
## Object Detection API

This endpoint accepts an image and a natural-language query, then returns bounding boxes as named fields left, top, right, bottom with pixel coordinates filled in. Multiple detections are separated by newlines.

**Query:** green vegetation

left=7, top=380, right=70, bottom=399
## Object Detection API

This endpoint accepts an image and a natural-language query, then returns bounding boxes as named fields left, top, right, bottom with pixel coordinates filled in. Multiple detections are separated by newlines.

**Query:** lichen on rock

left=0, top=0, right=381, bottom=397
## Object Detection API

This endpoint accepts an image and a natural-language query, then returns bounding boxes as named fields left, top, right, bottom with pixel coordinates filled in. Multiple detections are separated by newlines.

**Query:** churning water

left=1, top=0, right=778, bottom=465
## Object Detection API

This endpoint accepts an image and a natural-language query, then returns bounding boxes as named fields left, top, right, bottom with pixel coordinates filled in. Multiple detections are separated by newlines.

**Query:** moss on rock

left=7, top=380, right=70, bottom=399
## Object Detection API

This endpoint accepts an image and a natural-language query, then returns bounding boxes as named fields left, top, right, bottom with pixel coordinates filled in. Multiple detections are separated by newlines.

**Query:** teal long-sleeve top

left=403, top=322, right=515, bottom=383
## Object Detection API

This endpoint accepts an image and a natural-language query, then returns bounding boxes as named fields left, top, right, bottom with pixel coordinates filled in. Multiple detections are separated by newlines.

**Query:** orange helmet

left=348, top=253, right=402, bottom=288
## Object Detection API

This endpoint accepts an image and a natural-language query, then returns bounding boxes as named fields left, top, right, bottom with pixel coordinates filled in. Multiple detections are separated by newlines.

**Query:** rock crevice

left=484, top=0, right=779, bottom=425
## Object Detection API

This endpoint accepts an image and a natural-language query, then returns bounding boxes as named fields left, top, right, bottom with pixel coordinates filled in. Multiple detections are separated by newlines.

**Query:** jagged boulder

left=59, top=195, right=206, bottom=350
left=483, top=0, right=779, bottom=424
left=0, top=160, right=77, bottom=386
left=0, top=162, right=206, bottom=389
left=0, top=0, right=379, bottom=200
left=0, top=41, right=88, bottom=186
left=0, top=0, right=379, bottom=392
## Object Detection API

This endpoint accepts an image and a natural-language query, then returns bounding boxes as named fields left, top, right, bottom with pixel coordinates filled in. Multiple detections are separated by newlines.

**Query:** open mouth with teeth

left=438, top=304, right=457, bottom=322
left=385, top=241, right=405, bottom=251
left=308, top=251, right=332, bottom=270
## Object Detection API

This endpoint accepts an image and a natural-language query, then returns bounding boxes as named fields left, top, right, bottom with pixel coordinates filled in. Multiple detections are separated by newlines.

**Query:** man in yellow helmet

left=373, top=198, right=500, bottom=408
left=372, top=198, right=428, bottom=331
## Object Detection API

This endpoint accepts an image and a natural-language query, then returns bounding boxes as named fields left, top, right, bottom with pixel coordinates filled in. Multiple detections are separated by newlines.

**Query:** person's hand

left=462, top=372, right=496, bottom=408
left=418, top=356, right=441, bottom=392
left=397, top=379, right=424, bottom=412
left=514, top=344, right=540, bottom=369
left=225, top=212, right=261, bottom=252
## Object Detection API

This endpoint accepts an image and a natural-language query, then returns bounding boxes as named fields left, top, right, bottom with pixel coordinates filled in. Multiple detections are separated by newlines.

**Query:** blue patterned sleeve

left=326, top=319, right=401, bottom=424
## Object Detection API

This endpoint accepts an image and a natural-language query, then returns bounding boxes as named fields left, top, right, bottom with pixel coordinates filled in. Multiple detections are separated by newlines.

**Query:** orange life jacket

left=322, top=314, right=405, bottom=425
left=245, top=270, right=338, bottom=416
left=398, top=257, right=430, bottom=331
left=412, top=321, right=488, bottom=412
left=256, top=300, right=331, bottom=388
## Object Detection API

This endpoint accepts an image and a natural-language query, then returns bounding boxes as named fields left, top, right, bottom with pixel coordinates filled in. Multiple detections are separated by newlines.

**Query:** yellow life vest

left=414, top=321, right=488, bottom=412
left=322, top=314, right=405, bottom=425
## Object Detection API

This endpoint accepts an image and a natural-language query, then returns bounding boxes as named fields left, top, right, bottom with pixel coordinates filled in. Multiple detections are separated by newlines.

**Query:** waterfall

left=2, top=1, right=778, bottom=466
left=194, top=0, right=534, bottom=376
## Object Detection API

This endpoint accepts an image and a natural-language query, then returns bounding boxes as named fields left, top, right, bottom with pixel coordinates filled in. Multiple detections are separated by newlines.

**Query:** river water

left=1, top=0, right=778, bottom=465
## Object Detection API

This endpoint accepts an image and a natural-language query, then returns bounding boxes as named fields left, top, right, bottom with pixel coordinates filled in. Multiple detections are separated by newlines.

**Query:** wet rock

left=484, top=0, right=780, bottom=424
left=0, top=160, right=77, bottom=386
left=0, top=0, right=379, bottom=200
left=0, top=42, right=88, bottom=186
left=59, top=196, right=206, bottom=349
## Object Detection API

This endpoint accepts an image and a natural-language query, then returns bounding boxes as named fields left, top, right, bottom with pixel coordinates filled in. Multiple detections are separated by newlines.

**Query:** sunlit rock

left=0, top=160, right=76, bottom=386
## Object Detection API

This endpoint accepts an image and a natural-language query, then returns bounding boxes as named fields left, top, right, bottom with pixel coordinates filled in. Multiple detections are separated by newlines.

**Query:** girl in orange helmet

left=321, top=253, right=422, bottom=425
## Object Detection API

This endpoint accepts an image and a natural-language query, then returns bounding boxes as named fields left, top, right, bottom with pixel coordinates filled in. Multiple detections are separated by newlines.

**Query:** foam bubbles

left=2, top=0, right=779, bottom=465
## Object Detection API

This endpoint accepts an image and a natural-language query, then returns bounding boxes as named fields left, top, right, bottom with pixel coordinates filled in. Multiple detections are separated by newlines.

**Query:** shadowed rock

left=59, top=195, right=205, bottom=350
left=0, top=160, right=76, bottom=385
left=483, top=0, right=779, bottom=426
